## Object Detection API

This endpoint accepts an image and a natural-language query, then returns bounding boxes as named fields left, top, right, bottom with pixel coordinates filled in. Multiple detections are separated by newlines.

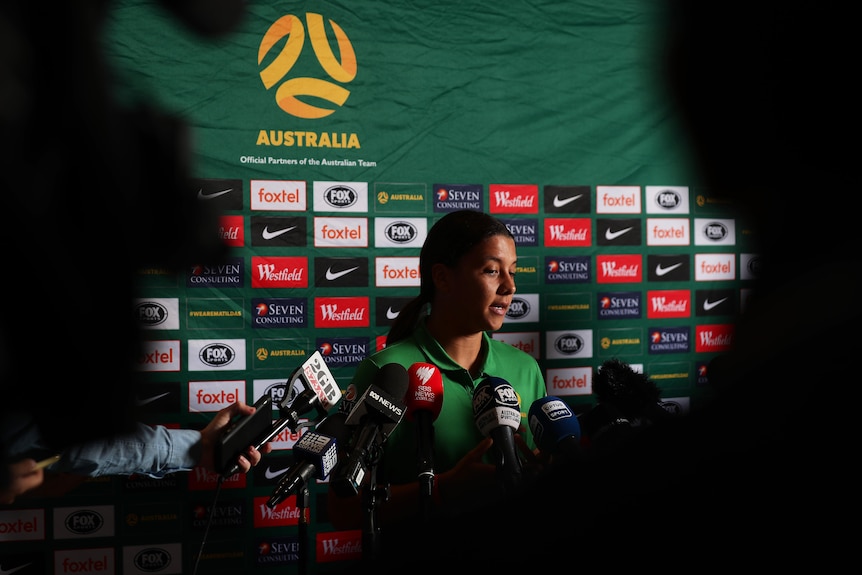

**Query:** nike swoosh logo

left=386, top=307, right=400, bottom=320
left=703, top=297, right=728, bottom=311
left=197, top=188, right=232, bottom=200
left=655, top=263, right=682, bottom=276
left=265, top=466, right=290, bottom=480
left=605, top=226, right=633, bottom=240
left=553, top=194, right=582, bottom=207
left=262, top=225, right=297, bottom=240
left=325, top=266, right=358, bottom=281
left=135, top=392, right=171, bottom=406
left=0, top=563, right=32, bottom=575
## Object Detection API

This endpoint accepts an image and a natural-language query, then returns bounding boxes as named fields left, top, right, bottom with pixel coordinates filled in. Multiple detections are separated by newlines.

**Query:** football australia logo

left=258, top=12, right=357, bottom=118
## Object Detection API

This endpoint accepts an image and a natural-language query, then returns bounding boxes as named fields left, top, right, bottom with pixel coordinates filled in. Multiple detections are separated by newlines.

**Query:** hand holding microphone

left=472, top=376, right=523, bottom=493
left=216, top=350, right=341, bottom=478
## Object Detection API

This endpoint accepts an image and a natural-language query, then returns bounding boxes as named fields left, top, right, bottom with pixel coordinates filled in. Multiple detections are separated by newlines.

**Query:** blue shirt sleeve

left=49, top=424, right=202, bottom=478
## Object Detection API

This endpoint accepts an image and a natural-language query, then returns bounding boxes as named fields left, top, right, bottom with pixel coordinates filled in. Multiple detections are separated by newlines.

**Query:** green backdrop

left=0, top=1, right=758, bottom=573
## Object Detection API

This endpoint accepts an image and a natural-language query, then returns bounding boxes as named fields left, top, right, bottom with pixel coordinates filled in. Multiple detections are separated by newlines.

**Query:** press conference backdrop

left=1, top=0, right=760, bottom=573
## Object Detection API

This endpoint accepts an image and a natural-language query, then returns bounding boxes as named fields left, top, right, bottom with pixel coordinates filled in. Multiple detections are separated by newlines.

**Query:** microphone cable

left=192, top=474, right=225, bottom=575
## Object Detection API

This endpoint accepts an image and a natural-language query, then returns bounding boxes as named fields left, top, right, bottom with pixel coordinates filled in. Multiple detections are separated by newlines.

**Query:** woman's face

left=435, top=234, right=518, bottom=334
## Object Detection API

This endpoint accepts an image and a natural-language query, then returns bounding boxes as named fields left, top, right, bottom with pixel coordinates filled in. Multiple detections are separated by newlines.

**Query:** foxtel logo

left=314, top=296, right=370, bottom=328
left=314, top=216, right=368, bottom=247
left=596, top=185, right=641, bottom=214
left=545, top=366, right=592, bottom=396
left=0, top=509, right=45, bottom=541
left=694, top=253, right=735, bottom=281
left=646, top=218, right=690, bottom=246
left=136, top=340, right=181, bottom=372
left=250, top=180, right=307, bottom=211
left=489, top=184, right=539, bottom=214
left=492, top=331, right=539, bottom=358
left=375, top=257, right=420, bottom=287
left=188, top=380, right=246, bottom=412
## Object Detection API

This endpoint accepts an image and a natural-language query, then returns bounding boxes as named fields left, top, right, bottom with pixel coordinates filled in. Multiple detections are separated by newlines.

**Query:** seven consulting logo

left=258, top=12, right=357, bottom=119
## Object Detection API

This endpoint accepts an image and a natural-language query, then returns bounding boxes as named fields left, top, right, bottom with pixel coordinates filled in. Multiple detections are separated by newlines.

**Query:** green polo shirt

left=347, top=319, right=547, bottom=485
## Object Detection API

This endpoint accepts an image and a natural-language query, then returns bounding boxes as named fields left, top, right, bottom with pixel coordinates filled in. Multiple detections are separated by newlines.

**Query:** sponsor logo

left=695, top=324, right=734, bottom=353
left=694, top=253, right=735, bottom=281
left=188, top=340, right=246, bottom=372
left=433, top=184, right=482, bottom=212
left=646, top=218, right=690, bottom=246
left=489, top=184, right=539, bottom=214
left=648, top=326, right=691, bottom=354
left=188, top=381, right=246, bottom=412
left=253, top=298, right=307, bottom=328
left=545, top=329, right=593, bottom=359
left=374, top=217, right=426, bottom=248
left=135, top=298, right=179, bottom=329
left=491, top=331, right=539, bottom=358
left=315, top=257, right=368, bottom=287
left=597, top=218, right=641, bottom=246
left=545, top=366, right=592, bottom=396
left=136, top=340, right=181, bottom=372
left=596, top=185, right=641, bottom=214
left=645, top=186, right=689, bottom=214
left=375, top=257, right=420, bottom=287
left=597, top=291, right=642, bottom=319
left=544, top=185, right=591, bottom=213
left=314, top=217, right=368, bottom=247
left=545, top=255, right=591, bottom=284
left=191, top=177, right=243, bottom=210
left=314, top=297, right=370, bottom=328
left=251, top=180, right=307, bottom=211
left=501, top=217, right=538, bottom=246
left=647, top=254, right=689, bottom=282
left=647, top=289, right=691, bottom=319
left=187, top=258, right=244, bottom=288
left=219, top=214, right=245, bottom=247
left=375, top=296, right=412, bottom=326
left=258, top=13, right=357, bottom=119
left=504, top=294, right=539, bottom=322
left=694, top=218, right=736, bottom=246
left=131, top=546, right=174, bottom=573
left=596, top=254, right=642, bottom=284
left=252, top=256, right=308, bottom=288
left=544, top=218, right=591, bottom=247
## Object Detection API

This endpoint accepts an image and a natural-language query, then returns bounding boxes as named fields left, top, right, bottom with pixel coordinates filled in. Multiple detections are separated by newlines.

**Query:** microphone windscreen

left=528, top=396, right=581, bottom=453
left=472, top=376, right=521, bottom=436
left=377, top=363, right=410, bottom=402
left=405, top=362, right=444, bottom=421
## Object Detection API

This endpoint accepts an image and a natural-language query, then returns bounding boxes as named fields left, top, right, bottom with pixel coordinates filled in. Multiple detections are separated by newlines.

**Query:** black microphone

left=267, top=411, right=350, bottom=508
left=472, top=376, right=523, bottom=493
left=331, top=363, right=409, bottom=497
left=528, top=396, right=582, bottom=462
left=217, top=350, right=341, bottom=478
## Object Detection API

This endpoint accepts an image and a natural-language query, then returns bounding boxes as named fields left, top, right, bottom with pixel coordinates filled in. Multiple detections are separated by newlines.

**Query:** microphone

left=217, top=350, right=341, bottom=478
left=267, top=411, right=350, bottom=508
left=331, top=363, right=409, bottom=497
left=528, top=396, right=582, bottom=462
left=472, top=376, right=523, bottom=493
left=405, top=362, right=444, bottom=502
